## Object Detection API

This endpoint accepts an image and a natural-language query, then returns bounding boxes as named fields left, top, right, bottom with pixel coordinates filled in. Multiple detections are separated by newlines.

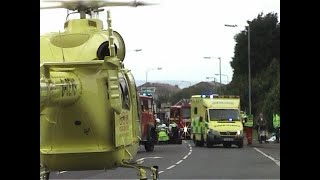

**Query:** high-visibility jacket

left=273, top=113, right=280, bottom=128
left=244, top=115, right=254, bottom=127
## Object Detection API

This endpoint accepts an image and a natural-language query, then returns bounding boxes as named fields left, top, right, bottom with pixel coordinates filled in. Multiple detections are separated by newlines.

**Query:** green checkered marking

left=191, top=117, right=209, bottom=134
left=191, top=118, right=202, bottom=134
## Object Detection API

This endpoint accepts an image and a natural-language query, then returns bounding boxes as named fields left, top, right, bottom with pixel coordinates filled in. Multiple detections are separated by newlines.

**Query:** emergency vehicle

left=169, top=99, right=191, bottom=140
left=139, top=94, right=157, bottom=151
left=190, top=94, right=244, bottom=148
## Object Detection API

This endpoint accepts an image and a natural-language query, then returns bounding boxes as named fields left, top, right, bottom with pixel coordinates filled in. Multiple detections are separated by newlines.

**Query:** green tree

left=226, top=12, right=280, bottom=123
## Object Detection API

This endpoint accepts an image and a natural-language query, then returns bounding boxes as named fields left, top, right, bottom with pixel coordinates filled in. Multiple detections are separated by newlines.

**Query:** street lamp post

left=225, top=23, right=251, bottom=115
left=206, top=76, right=217, bottom=83
left=203, top=57, right=222, bottom=86
left=215, top=73, right=229, bottom=84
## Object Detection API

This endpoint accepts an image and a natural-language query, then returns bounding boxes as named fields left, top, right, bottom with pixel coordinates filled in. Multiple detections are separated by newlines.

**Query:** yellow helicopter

left=40, top=0, right=158, bottom=179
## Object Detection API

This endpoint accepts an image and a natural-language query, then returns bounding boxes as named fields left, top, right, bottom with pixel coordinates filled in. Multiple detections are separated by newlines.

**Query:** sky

left=40, top=0, right=280, bottom=84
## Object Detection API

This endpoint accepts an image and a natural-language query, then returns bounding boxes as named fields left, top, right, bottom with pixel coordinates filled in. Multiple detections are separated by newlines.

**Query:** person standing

left=243, top=114, right=254, bottom=145
left=273, top=113, right=280, bottom=143
left=255, top=113, right=268, bottom=143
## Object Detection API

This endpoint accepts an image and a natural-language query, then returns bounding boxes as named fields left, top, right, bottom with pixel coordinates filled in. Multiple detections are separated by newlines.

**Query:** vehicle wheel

left=237, top=140, right=244, bottom=148
left=145, top=125, right=155, bottom=152
left=40, top=164, right=50, bottom=180
left=145, top=141, right=154, bottom=152
left=223, top=143, right=232, bottom=148
left=206, top=135, right=213, bottom=148
left=40, top=169, right=50, bottom=180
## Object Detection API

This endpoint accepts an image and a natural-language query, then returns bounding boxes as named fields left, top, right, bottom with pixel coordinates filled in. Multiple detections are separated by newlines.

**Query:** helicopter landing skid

left=40, top=165, right=50, bottom=180
left=39, top=163, right=159, bottom=180
left=121, top=162, right=159, bottom=180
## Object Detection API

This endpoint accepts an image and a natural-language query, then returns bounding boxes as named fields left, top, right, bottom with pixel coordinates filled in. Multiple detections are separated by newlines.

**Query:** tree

left=226, top=12, right=280, bottom=120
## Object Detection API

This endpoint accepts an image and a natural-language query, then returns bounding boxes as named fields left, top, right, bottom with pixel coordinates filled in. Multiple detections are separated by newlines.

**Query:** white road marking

left=136, top=156, right=163, bottom=162
left=166, top=165, right=176, bottom=169
left=161, top=141, right=193, bottom=174
left=136, top=158, right=145, bottom=161
left=138, top=160, right=144, bottom=164
left=152, top=157, right=163, bottom=159
left=56, top=171, right=67, bottom=174
left=176, top=160, right=183, bottom=164
left=253, top=147, right=280, bottom=167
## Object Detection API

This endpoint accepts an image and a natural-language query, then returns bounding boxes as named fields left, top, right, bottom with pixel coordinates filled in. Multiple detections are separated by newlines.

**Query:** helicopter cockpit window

left=119, top=77, right=130, bottom=110
left=97, top=41, right=118, bottom=60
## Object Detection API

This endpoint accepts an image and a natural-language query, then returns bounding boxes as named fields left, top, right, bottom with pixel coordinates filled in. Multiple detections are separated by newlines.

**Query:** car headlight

left=183, top=127, right=188, bottom=133
left=237, top=130, right=243, bottom=135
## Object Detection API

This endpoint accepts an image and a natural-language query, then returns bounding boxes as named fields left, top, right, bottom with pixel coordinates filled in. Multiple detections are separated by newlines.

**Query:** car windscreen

left=209, top=109, right=240, bottom=121
left=181, top=108, right=190, bottom=119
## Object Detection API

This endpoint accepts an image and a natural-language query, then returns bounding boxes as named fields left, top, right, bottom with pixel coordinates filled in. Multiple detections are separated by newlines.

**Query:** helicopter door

left=114, top=76, right=133, bottom=147
left=125, top=72, right=141, bottom=139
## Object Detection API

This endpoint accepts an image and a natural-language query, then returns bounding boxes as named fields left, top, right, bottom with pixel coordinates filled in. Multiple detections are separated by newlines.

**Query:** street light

left=133, top=49, right=142, bottom=52
left=127, top=49, right=142, bottom=52
left=206, top=76, right=217, bottom=83
left=146, top=67, right=162, bottom=84
left=214, top=73, right=229, bottom=84
left=225, top=22, right=251, bottom=115
left=203, top=56, right=222, bottom=86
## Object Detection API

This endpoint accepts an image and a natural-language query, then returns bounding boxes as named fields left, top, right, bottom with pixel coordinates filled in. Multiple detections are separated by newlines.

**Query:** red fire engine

left=139, top=94, right=157, bottom=151
left=169, top=99, right=191, bottom=140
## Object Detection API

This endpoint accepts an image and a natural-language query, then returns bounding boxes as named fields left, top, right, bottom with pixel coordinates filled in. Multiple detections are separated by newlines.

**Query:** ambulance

left=190, top=94, right=244, bottom=148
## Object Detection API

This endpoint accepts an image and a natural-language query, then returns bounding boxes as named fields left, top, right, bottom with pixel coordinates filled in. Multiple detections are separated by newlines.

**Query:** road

left=50, top=139, right=280, bottom=179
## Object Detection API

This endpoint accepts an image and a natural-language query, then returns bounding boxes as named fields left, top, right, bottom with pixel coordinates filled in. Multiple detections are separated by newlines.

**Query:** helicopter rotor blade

left=40, top=0, right=158, bottom=10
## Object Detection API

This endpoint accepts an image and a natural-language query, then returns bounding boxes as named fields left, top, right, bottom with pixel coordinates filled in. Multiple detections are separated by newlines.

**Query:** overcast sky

left=40, top=0, right=280, bottom=84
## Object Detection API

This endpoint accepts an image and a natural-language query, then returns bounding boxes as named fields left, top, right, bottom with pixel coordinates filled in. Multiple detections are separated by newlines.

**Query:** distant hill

left=170, top=81, right=223, bottom=104
left=137, top=82, right=180, bottom=100
left=137, top=81, right=223, bottom=105
left=136, top=80, right=198, bottom=89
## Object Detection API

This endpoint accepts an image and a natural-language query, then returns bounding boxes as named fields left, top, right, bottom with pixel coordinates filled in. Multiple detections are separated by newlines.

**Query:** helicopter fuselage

left=40, top=18, right=125, bottom=62
left=40, top=18, right=140, bottom=171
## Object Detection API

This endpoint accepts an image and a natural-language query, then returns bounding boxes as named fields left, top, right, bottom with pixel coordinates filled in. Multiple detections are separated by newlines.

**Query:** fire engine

left=169, top=99, right=191, bottom=140
left=139, top=94, right=157, bottom=151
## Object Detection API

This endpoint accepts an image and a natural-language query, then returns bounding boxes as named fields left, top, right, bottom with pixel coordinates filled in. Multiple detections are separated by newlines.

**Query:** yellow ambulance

left=190, top=94, right=244, bottom=148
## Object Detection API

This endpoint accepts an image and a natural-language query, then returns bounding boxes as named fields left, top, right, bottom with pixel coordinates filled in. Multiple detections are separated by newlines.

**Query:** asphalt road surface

left=50, top=139, right=280, bottom=179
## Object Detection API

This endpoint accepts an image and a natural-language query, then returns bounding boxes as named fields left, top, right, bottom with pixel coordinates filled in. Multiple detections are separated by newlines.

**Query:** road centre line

left=166, top=165, right=176, bottom=169
left=176, top=160, right=183, bottom=164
